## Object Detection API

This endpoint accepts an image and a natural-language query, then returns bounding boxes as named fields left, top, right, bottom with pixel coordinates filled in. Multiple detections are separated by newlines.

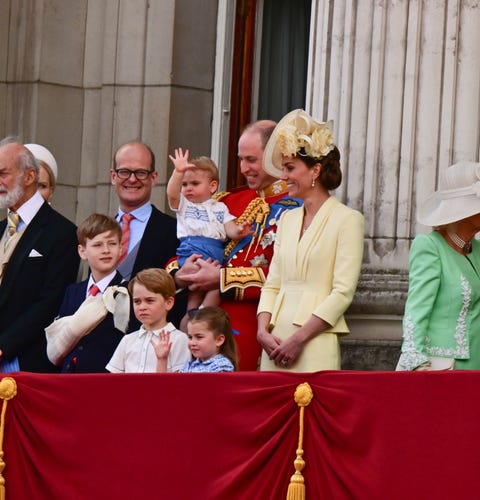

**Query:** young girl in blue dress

left=152, top=306, right=238, bottom=372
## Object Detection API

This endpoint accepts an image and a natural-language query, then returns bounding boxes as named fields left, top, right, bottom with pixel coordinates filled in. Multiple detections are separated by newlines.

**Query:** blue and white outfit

left=180, top=354, right=234, bottom=372
left=172, top=195, right=236, bottom=266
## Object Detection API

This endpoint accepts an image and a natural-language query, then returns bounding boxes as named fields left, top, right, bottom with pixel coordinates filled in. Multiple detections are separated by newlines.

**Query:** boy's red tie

left=88, top=284, right=100, bottom=297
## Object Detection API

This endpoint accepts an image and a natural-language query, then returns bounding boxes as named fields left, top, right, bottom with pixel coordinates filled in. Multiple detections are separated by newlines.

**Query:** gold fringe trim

left=286, top=382, right=313, bottom=500
left=224, top=198, right=270, bottom=260
left=0, top=377, right=17, bottom=500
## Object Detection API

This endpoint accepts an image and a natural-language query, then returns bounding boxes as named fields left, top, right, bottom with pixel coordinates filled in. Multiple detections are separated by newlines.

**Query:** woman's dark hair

left=300, top=146, right=342, bottom=190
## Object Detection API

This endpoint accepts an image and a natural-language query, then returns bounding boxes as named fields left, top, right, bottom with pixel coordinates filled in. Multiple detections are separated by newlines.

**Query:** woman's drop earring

left=311, top=178, right=316, bottom=188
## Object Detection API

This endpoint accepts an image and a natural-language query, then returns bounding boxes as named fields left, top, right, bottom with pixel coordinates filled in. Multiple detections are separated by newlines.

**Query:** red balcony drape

left=2, top=371, right=480, bottom=499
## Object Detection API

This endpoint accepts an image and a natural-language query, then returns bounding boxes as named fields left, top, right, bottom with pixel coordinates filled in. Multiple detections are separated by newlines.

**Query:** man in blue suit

left=0, top=140, right=79, bottom=372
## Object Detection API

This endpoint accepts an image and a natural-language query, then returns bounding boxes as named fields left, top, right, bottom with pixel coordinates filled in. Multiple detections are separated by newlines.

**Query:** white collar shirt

left=106, top=322, right=190, bottom=373
left=86, top=270, right=117, bottom=299
left=13, top=190, right=45, bottom=231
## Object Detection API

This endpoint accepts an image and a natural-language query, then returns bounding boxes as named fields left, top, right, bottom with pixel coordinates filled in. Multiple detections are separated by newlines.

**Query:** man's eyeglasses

left=114, top=168, right=153, bottom=180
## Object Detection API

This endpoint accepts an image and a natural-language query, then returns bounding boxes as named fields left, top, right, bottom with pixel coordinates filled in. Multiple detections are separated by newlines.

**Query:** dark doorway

left=227, top=0, right=311, bottom=189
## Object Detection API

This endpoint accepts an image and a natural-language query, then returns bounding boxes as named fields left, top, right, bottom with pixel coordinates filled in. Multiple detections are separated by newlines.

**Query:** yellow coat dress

left=257, top=196, right=364, bottom=372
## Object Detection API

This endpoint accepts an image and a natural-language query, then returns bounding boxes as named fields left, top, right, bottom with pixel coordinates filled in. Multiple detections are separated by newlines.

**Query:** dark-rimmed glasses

left=114, top=168, right=153, bottom=180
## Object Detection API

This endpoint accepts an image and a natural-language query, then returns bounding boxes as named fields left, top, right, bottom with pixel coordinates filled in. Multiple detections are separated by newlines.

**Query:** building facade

left=1, top=0, right=479, bottom=368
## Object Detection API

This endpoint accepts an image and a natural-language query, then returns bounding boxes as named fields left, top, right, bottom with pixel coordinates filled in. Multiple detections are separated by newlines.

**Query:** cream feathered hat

left=263, top=109, right=335, bottom=178
left=418, top=161, right=480, bottom=226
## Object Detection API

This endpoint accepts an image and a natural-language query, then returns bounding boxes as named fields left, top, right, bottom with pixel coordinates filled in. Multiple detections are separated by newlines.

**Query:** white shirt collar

left=87, top=270, right=117, bottom=295
left=117, top=201, right=152, bottom=223
left=13, top=190, right=44, bottom=227
left=138, top=322, right=177, bottom=337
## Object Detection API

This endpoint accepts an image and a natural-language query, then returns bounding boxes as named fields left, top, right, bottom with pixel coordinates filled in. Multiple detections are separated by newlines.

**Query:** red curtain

left=3, top=371, right=480, bottom=499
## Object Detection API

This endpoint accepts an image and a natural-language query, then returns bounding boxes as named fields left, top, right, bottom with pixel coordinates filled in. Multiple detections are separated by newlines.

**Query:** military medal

left=268, top=207, right=283, bottom=227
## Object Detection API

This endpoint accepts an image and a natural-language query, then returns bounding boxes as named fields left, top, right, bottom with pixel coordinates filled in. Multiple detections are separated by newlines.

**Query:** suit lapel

left=110, top=270, right=126, bottom=286
left=71, top=282, right=88, bottom=310
left=0, top=202, right=50, bottom=299
left=132, top=205, right=158, bottom=276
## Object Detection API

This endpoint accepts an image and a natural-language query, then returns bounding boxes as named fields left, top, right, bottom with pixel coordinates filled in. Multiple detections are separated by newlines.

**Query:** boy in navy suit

left=48, top=213, right=128, bottom=372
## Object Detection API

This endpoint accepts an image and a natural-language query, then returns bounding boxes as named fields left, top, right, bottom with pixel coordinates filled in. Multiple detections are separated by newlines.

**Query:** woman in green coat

left=398, top=162, right=480, bottom=370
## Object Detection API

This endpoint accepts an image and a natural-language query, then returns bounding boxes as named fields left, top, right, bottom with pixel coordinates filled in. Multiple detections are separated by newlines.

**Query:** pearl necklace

left=447, top=231, right=472, bottom=253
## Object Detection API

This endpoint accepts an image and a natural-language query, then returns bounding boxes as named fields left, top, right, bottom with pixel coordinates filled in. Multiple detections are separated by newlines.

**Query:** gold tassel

left=224, top=198, right=270, bottom=260
left=286, top=382, right=313, bottom=500
left=244, top=200, right=270, bottom=260
left=0, top=377, right=17, bottom=500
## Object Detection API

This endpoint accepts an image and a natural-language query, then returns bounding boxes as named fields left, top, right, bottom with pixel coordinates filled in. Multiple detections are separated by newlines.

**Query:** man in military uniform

left=174, top=121, right=300, bottom=370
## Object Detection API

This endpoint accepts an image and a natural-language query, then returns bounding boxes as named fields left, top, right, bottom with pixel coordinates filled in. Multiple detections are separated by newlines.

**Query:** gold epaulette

left=165, top=259, right=179, bottom=274
left=213, top=191, right=230, bottom=201
left=259, top=179, right=288, bottom=198
left=220, top=266, right=266, bottom=292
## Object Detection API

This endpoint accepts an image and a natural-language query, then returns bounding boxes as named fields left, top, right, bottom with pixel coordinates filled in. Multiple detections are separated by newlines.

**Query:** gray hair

left=0, top=136, right=40, bottom=180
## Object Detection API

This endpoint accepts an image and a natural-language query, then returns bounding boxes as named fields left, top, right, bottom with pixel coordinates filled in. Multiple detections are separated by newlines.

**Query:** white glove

left=102, top=285, right=130, bottom=333
left=45, top=296, right=108, bottom=366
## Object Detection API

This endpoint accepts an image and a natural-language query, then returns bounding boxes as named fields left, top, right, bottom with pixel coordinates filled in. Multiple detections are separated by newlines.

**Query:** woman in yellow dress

left=257, top=109, right=364, bottom=372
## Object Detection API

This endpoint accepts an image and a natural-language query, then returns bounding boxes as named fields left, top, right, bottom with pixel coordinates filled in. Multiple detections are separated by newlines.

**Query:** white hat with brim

left=418, top=161, right=480, bottom=226
left=263, top=109, right=334, bottom=178
left=24, top=143, right=58, bottom=180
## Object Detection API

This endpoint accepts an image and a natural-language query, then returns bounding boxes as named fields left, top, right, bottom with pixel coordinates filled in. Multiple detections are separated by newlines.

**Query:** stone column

left=0, top=0, right=217, bottom=223
left=307, top=0, right=480, bottom=367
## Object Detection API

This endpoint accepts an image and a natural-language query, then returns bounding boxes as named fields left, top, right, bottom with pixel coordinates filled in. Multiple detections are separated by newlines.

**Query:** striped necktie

left=5, top=211, right=20, bottom=248
left=118, top=213, right=134, bottom=264
left=88, top=284, right=100, bottom=296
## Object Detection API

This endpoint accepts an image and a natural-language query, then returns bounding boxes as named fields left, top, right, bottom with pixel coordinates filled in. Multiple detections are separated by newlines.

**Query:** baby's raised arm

left=167, top=148, right=195, bottom=209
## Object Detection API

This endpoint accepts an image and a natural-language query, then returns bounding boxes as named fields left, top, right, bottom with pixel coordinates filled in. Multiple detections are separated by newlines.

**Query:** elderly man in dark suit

left=0, top=140, right=79, bottom=372
left=110, top=141, right=184, bottom=327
